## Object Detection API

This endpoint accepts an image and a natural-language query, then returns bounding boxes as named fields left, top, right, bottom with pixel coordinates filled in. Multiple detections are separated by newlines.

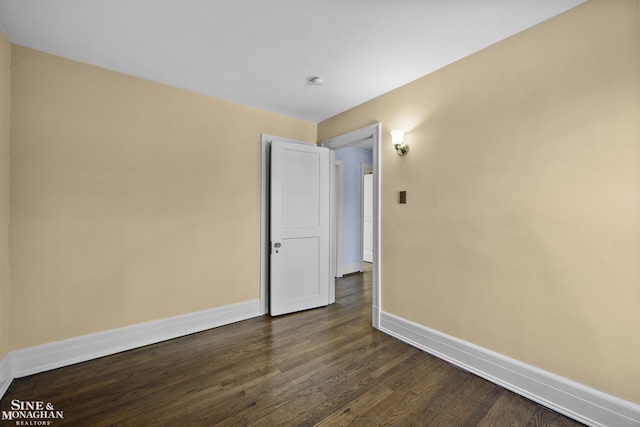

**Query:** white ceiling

left=0, top=0, right=585, bottom=123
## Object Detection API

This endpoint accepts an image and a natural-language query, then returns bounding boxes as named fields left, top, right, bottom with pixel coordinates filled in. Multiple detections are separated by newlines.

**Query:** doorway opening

left=259, top=123, right=381, bottom=328
left=332, top=149, right=371, bottom=277
left=321, top=123, right=381, bottom=328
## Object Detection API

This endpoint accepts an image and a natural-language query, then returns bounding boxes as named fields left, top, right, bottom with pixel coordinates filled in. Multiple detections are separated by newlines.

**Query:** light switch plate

left=399, top=191, right=407, bottom=204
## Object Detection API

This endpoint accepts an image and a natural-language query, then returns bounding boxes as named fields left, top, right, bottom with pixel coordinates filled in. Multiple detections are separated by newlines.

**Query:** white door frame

left=333, top=159, right=344, bottom=279
left=321, top=123, right=381, bottom=329
left=360, top=163, right=373, bottom=268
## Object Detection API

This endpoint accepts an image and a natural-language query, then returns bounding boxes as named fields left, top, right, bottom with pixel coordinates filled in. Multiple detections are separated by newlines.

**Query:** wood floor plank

left=355, top=354, right=453, bottom=425
left=314, top=385, right=395, bottom=426
left=391, top=369, right=496, bottom=426
left=0, top=265, right=585, bottom=426
left=525, top=405, right=587, bottom=427
left=459, top=386, right=505, bottom=427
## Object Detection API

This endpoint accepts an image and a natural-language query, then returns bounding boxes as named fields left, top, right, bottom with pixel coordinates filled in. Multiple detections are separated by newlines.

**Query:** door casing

left=321, top=123, right=381, bottom=329
left=361, top=164, right=373, bottom=265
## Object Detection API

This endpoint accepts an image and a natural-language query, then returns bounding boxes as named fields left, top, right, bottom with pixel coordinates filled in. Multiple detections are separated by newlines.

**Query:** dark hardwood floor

left=1, top=266, right=585, bottom=426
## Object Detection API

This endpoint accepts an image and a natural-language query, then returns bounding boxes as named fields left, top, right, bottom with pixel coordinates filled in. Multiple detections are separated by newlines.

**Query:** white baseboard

left=0, top=352, right=12, bottom=398
left=338, top=263, right=362, bottom=277
left=10, top=299, right=261, bottom=380
left=380, top=311, right=640, bottom=427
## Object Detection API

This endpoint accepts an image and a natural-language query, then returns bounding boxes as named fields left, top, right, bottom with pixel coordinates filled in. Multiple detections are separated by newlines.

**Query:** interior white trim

left=332, top=159, right=344, bottom=282
left=322, top=124, right=379, bottom=150
left=321, top=123, right=381, bottom=329
left=380, top=311, right=640, bottom=427
left=360, top=162, right=373, bottom=270
left=0, top=353, right=12, bottom=399
left=338, top=263, right=362, bottom=277
left=10, top=299, right=261, bottom=379
left=260, top=135, right=272, bottom=315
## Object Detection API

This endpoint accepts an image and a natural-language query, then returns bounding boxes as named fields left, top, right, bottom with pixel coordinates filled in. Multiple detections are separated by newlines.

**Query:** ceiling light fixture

left=309, top=76, right=324, bottom=86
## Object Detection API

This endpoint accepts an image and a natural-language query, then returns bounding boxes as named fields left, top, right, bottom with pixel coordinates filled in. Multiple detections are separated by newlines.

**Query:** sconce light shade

left=391, top=130, right=409, bottom=155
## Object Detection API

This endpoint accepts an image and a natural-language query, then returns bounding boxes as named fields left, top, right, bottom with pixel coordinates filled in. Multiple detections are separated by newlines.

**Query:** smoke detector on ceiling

left=308, top=76, right=324, bottom=86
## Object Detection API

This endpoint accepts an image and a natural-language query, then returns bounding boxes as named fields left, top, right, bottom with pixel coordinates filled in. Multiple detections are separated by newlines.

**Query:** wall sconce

left=391, top=130, right=409, bottom=155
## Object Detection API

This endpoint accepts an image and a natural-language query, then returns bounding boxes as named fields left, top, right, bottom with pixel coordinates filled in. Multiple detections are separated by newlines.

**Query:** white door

left=270, top=140, right=330, bottom=316
left=363, top=173, right=373, bottom=263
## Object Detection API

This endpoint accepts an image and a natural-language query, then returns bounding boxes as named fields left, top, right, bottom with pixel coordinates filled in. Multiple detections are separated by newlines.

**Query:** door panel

left=270, top=141, right=330, bottom=316
left=281, top=149, right=320, bottom=228
left=281, top=237, right=320, bottom=300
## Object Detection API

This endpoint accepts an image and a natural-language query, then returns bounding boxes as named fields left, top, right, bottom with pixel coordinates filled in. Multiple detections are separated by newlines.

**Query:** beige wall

left=4, top=0, right=640, bottom=407
left=0, top=30, right=10, bottom=361
left=319, top=0, right=640, bottom=404
left=9, top=46, right=315, bottom=349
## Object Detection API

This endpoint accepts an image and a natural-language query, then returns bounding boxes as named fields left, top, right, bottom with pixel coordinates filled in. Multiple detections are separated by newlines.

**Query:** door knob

left=274, top=242, right=281, bottom=248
